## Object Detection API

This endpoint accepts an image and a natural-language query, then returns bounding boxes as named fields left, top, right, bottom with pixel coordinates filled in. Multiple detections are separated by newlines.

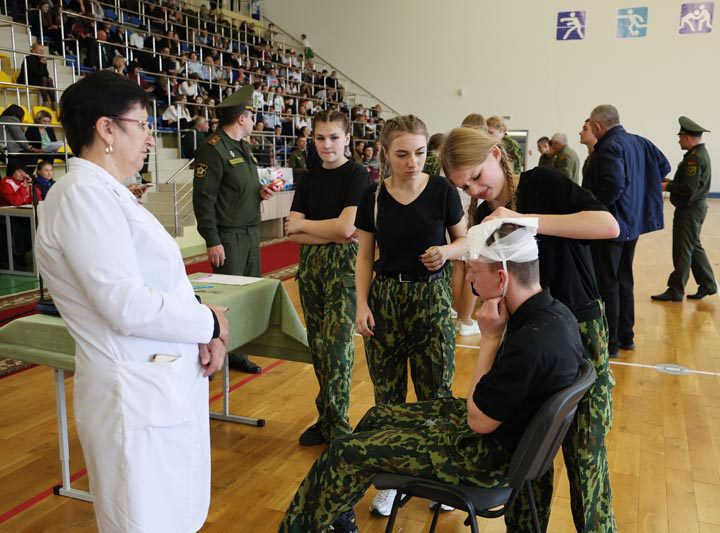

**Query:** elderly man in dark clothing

left=585, top=104, right=671, bottom=358
left=17, top=42, right=56, bottom=109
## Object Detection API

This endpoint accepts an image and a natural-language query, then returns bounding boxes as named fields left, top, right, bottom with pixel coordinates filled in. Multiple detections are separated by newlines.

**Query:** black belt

left=377, top=270, right=445, bottom=283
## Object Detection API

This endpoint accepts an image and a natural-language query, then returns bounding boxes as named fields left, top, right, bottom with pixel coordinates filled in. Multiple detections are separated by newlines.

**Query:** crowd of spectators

left=14, top=0, right=386, bottom=168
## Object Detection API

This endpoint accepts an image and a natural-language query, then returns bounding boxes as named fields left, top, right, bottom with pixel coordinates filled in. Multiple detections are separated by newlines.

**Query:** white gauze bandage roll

left=466, top=217, right=540, bottom=263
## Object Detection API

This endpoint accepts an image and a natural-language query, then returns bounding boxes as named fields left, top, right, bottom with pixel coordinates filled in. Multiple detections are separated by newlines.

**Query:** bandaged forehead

left=467, top=218, right=539, bottom=263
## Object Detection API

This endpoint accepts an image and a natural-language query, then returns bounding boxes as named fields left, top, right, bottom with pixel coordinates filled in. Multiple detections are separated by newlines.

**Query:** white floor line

left=362, top=337, right=720, bottom=377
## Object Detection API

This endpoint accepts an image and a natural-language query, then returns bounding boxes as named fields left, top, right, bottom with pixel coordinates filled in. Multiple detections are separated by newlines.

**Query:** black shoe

left=620, top=342, right=636, bottom=351
left=651, top=289, right=684, bottom=302
left=687, top=287, right=717, bottom=300
left=329, top=510, right=358, bottom=533
left=228, top=355, right=262, bottom=374
left=299, top=423, right=328, bottom=446
left=609, top=351, right=620, bottom=359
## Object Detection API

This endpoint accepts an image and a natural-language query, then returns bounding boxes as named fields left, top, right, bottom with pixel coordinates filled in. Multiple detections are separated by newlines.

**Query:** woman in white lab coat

left=34, top=71, right=229, bottom=533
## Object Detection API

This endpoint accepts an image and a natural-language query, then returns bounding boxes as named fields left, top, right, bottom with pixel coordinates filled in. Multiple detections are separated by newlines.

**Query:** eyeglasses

left=110, top=116, right=154, bottom=133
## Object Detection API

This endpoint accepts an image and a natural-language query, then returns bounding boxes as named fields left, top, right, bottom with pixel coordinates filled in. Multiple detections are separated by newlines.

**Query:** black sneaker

left=329, top=510, right=358, bottom=532
left=299, top=423, right=328, bottom=446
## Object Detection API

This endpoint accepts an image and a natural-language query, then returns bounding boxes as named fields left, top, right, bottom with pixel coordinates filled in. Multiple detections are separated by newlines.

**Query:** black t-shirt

left=473, top=289, right=583, bottom=450
left=290, top=160, right=371, bottom=220
left=476, top=166, right=605, bottom=316
left=355, top=175, right=464, bottom=276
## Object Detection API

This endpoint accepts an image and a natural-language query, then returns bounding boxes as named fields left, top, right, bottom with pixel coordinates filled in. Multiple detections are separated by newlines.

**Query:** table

left=0, top=276, right=309, bottom=503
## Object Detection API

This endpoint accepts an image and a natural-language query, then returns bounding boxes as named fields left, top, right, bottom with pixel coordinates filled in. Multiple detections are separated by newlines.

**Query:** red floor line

left=208, top=359, right=285, bottom=403
left=0, top=361, right=285, bottom=524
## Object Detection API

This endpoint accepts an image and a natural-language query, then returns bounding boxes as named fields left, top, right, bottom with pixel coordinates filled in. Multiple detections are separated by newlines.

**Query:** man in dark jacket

left=17, top=43, right=56, bottom=109
left=585, top=104, right=671, bottom=358
left=652, top=117, right=717, bottom=301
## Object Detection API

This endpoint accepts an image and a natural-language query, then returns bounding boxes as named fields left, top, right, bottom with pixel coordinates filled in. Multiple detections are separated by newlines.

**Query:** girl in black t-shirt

left=440, top=126, right=619, bottom=532
left=285, top=110, right=371, bottom=447
left=355, top=115, right=466, bottom=405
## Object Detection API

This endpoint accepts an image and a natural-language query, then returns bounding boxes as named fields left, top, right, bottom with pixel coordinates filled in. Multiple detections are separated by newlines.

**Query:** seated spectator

left=279, top=221, right=583, bottom=532
left=266, top=67, right=279, bottom=88
left=178, top=73, right=200, bottom=98
left=26, top=110, right=61, bottom=154
left=162, top=94, right=192, bottom=129
left=109, top=54, right=127, bottom=75
left=30, top=1, right=62, bottom=56
left=180, top=116, right=209, bottom=158
left=33, top=159, right=55, bottom=198
left=128, top=29, right=145, bottom=52
left=127, top=61, right=154, bottom=94
left=0, top=160, right=41, bottom=206
left=17, top=42, right=56, bottom=109
left=186, top=52, right=202, bottom=77
left=0, top=105, right=33, bottom=164
left=263, top=106, right=281, bottom=131
left=89, top=0, right=104, bottom=20
left=361, top=144, right=380, bottom=182
left=352, top=140, right=365, bottom=163
left=86, top=29, right=114, bottom=70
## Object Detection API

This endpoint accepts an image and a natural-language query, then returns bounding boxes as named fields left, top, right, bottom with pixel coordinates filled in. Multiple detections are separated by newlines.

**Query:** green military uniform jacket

left=551, top=144, right=581, bottom=184
left=193, top=129, right=261, bottom=247
left=538, top=153, right=555, bottom=168
left=423, top=152, right=441, bottom=176
left=502, top=134, right=523, bottom=174
left=667, top=143, right=711, bottom=208
left=289, top=148, right=307, bottom=170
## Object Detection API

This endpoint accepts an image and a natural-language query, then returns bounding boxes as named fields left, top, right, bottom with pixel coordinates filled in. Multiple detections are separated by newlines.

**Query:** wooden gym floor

left=1, top=199, right=719, bottom=532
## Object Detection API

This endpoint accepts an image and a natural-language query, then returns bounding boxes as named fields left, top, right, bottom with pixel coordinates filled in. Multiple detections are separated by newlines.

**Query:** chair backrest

left=507, top=359, right=596, bottom=489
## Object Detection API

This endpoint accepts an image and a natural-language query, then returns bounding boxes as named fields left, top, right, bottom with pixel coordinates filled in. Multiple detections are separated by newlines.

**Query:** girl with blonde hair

left=441, top=125, right=619, bottom=533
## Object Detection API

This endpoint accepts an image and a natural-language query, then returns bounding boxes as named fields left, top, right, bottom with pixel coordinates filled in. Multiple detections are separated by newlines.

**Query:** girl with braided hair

left=354, top=114, right=467, bottom=517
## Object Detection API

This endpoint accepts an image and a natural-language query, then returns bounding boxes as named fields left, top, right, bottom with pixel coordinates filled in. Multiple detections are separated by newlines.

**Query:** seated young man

left=279, top=219, right=584, bottom=533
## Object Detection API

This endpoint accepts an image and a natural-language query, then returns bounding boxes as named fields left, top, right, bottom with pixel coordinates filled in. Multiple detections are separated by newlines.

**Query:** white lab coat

left=35, top=158, right=215, bottom=532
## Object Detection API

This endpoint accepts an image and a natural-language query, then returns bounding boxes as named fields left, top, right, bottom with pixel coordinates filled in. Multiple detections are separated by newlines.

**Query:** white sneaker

left=370, top=489, right=397, bottom=517
left=454, top=318, right=462, bottom=332
left=429, top=501, right=455, bottom=512
left=458, top=320, right=481, bottom=336
left=451, top=309, right=458, bottom=319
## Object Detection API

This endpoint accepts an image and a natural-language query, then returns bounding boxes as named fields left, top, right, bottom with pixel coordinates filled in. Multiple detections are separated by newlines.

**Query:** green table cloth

left=0, top=275, right=310, bottom=372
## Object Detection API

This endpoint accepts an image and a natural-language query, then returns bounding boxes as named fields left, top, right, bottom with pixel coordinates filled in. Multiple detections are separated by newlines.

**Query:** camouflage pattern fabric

left=279, top=398, right=512, bottom=533
left=423, top=152, right=442, bottom=176
left=297, top=243, right=358, bottom=441
left=503, top=134, right=524, bottom=174
left=364, top=269, right=456, bottom=405
left=505, top=304, right=617, bottom=532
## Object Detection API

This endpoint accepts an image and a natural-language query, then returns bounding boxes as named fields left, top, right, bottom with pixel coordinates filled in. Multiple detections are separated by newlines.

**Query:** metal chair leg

left=428, top=502, right=441, bottom=532
left=526, top=480, right=541, bottom=533
left=384, top=491, right=404, bottom=533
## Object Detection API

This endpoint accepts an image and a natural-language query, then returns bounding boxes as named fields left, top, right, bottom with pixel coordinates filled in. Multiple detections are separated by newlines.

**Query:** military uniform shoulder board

left=207, top=134, right=220, bottom=146
left=251, top=155, right=259, bottom=165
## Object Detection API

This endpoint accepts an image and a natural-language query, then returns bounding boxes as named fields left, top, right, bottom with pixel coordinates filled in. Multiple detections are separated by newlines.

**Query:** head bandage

left=467, top=218, right=539, bottom=297
left=467, top=217, right=539, bottom=263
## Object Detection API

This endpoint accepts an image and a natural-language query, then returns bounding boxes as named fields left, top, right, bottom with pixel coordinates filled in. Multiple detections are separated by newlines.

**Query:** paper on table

left=192, top=273, right=264, bottom=286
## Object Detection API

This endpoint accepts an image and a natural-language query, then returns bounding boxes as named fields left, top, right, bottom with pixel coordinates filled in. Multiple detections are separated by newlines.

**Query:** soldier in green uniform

left=288, top=135, right=308, bottom=174
left=652, top=116, right=717, bottom=301
left=193, top=85, right=275, bottom=373
left=487, top=115, right=523, bottom=174
left=537, top=136, right=554, bottom=168
left=422, top=132, right=445, bottom=176
left=550, top=132, right=581, bottom=184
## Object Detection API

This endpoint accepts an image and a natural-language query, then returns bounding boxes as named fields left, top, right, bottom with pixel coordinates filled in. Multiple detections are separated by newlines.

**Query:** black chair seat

left=374, top=474, right=512, bottom=511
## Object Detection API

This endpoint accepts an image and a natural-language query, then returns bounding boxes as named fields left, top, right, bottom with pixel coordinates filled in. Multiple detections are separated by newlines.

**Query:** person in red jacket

left=0, top=160, right=42, bottom=206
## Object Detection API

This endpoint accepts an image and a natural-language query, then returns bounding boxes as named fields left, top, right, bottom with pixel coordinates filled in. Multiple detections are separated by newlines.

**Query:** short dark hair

left=483, top=223, right=539, bottom=287
left=35, top=159, right=53, bottom=173
left=537, top=136, right=550, bottom=144
left=217, top=107, right=251, bottom=128
left=1, top=104, right=25, bottom=120
left=59, top=71, right=149, bottom=155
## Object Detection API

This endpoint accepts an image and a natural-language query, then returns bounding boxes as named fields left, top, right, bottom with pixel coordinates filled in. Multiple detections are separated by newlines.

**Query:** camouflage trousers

left=298, top=243, right=358, bottom=441
left=364, top=269, right=455, bottom=405
left=279, top=398, right=512, bottom=533
left=506, top=301, right=617, bottom=532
